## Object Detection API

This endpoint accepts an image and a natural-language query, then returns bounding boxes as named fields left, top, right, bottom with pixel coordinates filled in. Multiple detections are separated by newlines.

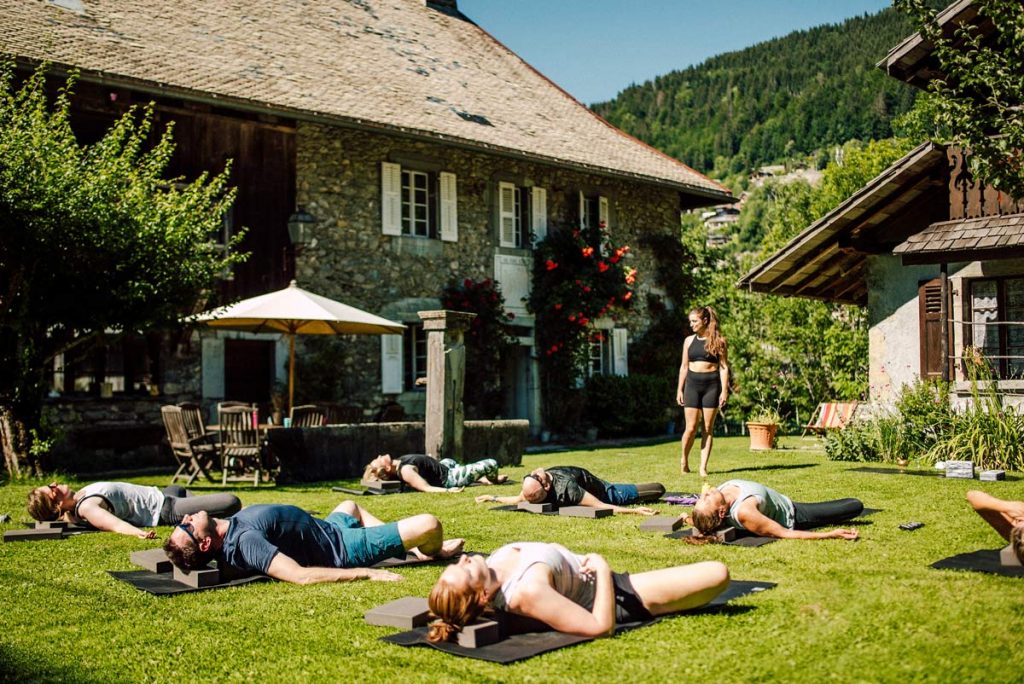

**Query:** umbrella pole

left=288, top=333, right=296, bottom=414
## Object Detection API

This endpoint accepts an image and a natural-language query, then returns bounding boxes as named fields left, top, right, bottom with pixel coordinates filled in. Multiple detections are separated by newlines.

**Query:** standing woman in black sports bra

left=676, top=306, right=729, bottom=478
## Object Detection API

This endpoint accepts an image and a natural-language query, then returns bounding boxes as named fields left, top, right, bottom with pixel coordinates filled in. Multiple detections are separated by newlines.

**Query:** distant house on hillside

left=701, top=206, right=742, bottom=246
left=2, top=0, right=730, bottom=464
left=739, top=0, right=1024, bottom=408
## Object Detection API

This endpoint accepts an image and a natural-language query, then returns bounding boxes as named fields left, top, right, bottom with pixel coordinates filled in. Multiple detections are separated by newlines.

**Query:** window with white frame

left=404, top=324, right=428, bottom=390
left=380, top=324, right=429, bottom=395
left=586, top=327, right=628, bottom=378
left=381, top=162, right=458, bottom=241
left=967, top=276, right=1024, bottom=379
left=498, top=182, right=547, bottom=248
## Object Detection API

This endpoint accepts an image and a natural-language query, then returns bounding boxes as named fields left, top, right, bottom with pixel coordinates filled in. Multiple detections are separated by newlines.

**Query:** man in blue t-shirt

left=163, top=499, right=464, bottom=584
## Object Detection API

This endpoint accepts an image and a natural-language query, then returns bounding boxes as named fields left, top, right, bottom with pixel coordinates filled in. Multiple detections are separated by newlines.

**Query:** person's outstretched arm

left=718, top=345, right=730, bottom=409
left=75, top=500, right=155, bottom=539
left=266, top=552, right=401, bottom=584
left=476, top=492, right=524, bottom=505
left=736, top=501, right=858, bottom=540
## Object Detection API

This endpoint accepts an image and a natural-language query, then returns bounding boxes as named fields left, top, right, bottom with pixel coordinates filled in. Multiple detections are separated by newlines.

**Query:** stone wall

left=270, top=419, right=528, bottom=483
left=41, top=335, right=202, bottom=474
left=293, top=122, right=683, bottom=414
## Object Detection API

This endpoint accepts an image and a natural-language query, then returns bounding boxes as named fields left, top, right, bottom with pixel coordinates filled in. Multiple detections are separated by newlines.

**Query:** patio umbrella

left=190, top=280, right=405, bottom=411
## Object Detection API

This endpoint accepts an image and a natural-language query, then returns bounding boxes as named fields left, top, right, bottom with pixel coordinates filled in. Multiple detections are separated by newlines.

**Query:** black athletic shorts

left=682, top=370, right=721, bottom=409
left=613, top=572, right=653, bottom=623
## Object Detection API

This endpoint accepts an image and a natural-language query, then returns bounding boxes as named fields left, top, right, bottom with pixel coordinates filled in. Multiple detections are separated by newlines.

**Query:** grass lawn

left=1, top=436, right=1022, bottom=683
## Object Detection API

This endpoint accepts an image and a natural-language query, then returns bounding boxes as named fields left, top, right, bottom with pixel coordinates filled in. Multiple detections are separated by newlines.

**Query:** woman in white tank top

left=27, top=481, right=241, bottom=539
left=427, top=541, right=729, bottom=642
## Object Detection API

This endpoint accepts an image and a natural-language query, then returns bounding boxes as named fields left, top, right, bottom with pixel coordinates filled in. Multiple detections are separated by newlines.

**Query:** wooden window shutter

left=612, top=328, right=629, bottom=377
left=381, top=162, right=402, bottom=236
left=498, top=182, right=517, bottom=247
left=381, top=334, right=403, bottom=394
left=598, top=195, right=610, bottom=228
left=531, top=186, right=548, bottom=243
left=918, top=279, right=950, bottom=379
left=439, top=172, right=458, bottom=242
left=578, top=190, right=586, bottom=230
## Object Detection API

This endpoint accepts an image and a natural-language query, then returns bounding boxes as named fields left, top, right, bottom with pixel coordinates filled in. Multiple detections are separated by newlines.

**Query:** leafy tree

left=895, top=0, right=1024, bottom=197
left=0, top=64, right=241, bottom=477
left=696, top=139, right=916, bottom=428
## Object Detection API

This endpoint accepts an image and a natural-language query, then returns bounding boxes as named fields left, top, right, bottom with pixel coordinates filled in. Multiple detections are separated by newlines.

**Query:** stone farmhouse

left=2, top=0, right=729, bottom=465
left=740, top=0, right=1024, bottom=408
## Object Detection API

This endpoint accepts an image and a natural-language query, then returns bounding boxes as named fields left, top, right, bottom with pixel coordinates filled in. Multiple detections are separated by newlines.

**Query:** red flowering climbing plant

left=441, top=278, right=517, bottom=419
left=528, top=222, right=636, bottom=424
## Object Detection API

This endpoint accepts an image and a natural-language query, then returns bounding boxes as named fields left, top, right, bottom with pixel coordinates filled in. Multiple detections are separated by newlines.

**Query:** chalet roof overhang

left=16, top=57, right=730, bottom=208
left=736, top=142, right=949, bottom=306
left=894, top=213, right=1024, bottom=265
left=878, top=0, right=997, bottom=89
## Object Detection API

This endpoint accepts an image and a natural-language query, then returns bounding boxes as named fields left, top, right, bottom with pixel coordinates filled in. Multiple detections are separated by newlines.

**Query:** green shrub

left=824, top=421, right=881, bottom=462
left=583, top=374, right=673, bottom=437
left=926, top=351, right=1024, bottom=470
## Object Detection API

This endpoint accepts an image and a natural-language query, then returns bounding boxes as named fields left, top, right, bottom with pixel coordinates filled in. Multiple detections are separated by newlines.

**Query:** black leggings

left=157, top=485, right=242, bottom=525
left=792, top=498, right=864, bottom=530
left=683, top=371, right=721, bottom=409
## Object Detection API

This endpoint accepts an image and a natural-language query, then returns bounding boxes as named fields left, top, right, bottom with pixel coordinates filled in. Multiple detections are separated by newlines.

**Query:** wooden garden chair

left=289, top=404, right=327, bottom=428
left=161, top=405, right=217, bottom=485
left=218, top=405, right=263, bottom=486
left=802, top=401, right=859, bottom=435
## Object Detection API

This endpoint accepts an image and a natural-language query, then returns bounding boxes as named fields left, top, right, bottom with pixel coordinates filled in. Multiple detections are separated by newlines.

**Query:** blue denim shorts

left=325, top=512, right=405, bottom=567
left=604, top=484, right=640, bottom=505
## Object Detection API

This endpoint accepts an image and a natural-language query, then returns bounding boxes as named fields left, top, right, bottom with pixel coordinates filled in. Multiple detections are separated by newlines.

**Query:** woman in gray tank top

left=426, top=541, right=729, bottom=642
left=690, top=479, right=862, bottom=541
left=27, top=481, right=241, bottom=539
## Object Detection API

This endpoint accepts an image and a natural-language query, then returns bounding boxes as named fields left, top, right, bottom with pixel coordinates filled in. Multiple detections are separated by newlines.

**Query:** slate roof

left=1, top=0, right=729, bottom=202
left=894, top=214, right=1024, bottom=257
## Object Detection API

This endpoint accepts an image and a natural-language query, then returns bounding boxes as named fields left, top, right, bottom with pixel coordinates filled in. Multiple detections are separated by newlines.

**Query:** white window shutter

left=612, top=328, right=628, bottom=377
left=578, top=190, right=586, bottom=230
left=381, top=334, right=403, bottom=394
left=498, top=181, right=517, bottom=247
left=598, top=195, right=610, bottom=229
left=531, top=186, right=548, bottom=243
left=381, top=162, right=402, bottom=236
left=439, top=172, right=458, bottom=242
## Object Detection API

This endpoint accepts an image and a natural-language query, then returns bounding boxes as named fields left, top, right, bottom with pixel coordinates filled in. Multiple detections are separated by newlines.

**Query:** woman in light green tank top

left=690, top=479, right=862, bottom=541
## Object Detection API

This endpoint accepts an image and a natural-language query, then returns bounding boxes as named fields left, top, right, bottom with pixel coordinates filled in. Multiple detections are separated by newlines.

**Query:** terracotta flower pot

left=746, top=422, right=778, bottom=451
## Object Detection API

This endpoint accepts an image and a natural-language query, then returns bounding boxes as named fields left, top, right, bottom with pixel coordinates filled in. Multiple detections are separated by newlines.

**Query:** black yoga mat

left=667, top=528, right=778, bottom=547
left=381, top=580, right=775, bottom=663
left=931, top=549, right=1024, bottom=578
left=110, top=552, right=463, bottom=595
left=490, top=504, right=558, bottom=516
left=108, top=570, right=270, bottom=595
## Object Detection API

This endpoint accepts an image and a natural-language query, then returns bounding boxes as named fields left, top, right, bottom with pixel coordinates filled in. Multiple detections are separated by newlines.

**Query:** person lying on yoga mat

left=362, top=453, right=507, bottom=493
left=967, top=490, right=1024, bottom=562
left=427, top=542, right=729, bottom=640
left=27, top=481, right=241, bottom=540
left=163, top=499, right=465, bottom=584
left=690, top=479, right=862, bottom=540
left=475, top=466, right=664, bottom=515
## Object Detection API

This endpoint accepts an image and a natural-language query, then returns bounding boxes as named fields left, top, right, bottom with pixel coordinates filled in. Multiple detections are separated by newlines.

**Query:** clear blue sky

left=458, top=0, right=894, bottom=105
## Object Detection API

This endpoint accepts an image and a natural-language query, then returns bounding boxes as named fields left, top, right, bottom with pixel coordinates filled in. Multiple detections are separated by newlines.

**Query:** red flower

left=583, top=286, right=591, bottom=293
left=463, top=278, right=472, bottom=288
left=623, top=291, right=633, bottom=301
left=554, top=303, right=563, bottom=311
left=581, top=246, right=594, bottom=258
left=546, top=260, right=558, bottom=271
left=609, top=254, right=620, bottom=264
left=568, top=314, right=577, bottom=322
left=579, top=317, right=590, bottom=326
left=597, top=261, right=609, bottom=273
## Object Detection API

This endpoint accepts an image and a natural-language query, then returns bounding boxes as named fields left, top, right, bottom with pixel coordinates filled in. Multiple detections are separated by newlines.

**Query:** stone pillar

left=419, top=310, right=475, bottom=461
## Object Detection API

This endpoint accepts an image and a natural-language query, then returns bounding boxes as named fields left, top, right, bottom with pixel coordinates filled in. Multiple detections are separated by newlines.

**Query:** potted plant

left=746, top=394, right=782, bottom=451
